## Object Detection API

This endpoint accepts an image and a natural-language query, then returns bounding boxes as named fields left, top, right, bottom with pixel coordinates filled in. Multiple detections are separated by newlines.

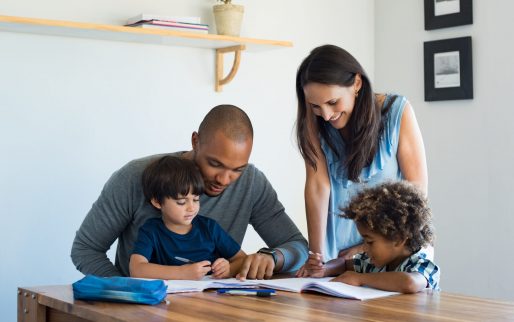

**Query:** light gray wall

left=0, top=0, right=374, bottom=320
left=375, top=0, right=514, bottom=301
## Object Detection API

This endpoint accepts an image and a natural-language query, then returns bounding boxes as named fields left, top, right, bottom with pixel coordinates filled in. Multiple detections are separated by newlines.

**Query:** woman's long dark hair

left=295, top=44, right=393, bottom=182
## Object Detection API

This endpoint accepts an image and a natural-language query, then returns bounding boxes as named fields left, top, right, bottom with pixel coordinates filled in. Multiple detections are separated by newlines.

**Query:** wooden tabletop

left=18, top=284, right=514, bottom=322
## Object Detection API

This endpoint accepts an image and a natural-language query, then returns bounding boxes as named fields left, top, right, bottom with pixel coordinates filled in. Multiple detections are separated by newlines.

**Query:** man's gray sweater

left=71, top=153, right=308, bottom=276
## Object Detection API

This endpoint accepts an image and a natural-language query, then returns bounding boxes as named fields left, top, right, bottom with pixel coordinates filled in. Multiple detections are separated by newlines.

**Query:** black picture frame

left=424, top=36, right=473, bottom=101
left=424, top=0, right=473, bottom=30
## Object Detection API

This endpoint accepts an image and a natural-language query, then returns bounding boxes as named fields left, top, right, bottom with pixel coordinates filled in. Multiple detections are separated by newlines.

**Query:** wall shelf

left=0, top=15, right=293, bottom=91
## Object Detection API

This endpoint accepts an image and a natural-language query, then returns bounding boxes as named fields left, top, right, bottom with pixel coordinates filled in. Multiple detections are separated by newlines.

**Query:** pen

left=174, top=256, right=193, bottom=263
left=217, top=289, right=276, bottom=297
left=175, top=256, right=213, bottom=274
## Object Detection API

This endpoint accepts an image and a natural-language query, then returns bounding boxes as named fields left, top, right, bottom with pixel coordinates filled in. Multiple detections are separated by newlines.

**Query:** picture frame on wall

left=424, top=0, right=473, bottom=30
left=424, top=36, right=473, bottom=101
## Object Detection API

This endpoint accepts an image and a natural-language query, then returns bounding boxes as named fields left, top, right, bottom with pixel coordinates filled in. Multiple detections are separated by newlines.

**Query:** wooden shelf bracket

left=215, top=45, right=246, bottom=92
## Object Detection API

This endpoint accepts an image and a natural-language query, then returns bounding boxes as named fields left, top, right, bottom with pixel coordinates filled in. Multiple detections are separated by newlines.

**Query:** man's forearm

left=275, top=238, right=308, bottom=273
left=71, top=238, right=121, bottom=276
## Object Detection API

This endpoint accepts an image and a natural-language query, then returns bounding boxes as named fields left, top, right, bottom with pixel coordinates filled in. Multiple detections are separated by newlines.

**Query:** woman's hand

left=296, top=252, right=326, bottom=277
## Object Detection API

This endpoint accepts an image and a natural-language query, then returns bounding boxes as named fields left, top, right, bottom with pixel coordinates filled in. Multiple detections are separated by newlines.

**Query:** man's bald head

left=198, top=105, right=253, bottom=144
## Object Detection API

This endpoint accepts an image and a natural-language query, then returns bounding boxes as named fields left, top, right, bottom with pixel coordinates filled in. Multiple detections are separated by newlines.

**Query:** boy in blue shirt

left=304, top=181, right=440, bottom=293
left=129, top=156, right=246, bottom=280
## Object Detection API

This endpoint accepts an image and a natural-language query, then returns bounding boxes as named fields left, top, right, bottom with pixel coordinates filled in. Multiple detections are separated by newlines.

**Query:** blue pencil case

left=72, top=275, right=167, bottom=305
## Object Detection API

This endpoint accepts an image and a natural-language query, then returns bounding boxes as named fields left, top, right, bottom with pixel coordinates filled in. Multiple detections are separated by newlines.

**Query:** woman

left=295, top=45, right=427, bottom=277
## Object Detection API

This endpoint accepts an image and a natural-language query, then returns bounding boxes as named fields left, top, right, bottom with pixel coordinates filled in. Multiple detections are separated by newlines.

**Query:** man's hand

left=331, top=271, right=362, bottom=286
left=236, top=253, right=275, bottom=280
left=180, top=261, right=211, bottom=280
left=211, top=258, right=230, bottom=279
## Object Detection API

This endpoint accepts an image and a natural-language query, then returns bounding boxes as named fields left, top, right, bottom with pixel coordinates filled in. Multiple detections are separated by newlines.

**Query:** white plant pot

left=213, top=4, right=244, bottom=37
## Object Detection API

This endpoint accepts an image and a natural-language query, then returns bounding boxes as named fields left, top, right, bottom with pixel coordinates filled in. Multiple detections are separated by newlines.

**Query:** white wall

left=375, top=0, right=514, bottom=301
left=0, top=1, right=375, bottom=320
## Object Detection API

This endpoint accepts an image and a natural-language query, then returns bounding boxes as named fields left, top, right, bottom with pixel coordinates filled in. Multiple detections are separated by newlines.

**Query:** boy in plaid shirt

left=305, top=181, right=440, bottom=293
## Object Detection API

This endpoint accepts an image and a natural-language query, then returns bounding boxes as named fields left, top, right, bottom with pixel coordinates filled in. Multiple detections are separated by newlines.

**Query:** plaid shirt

left=353, top=249, right=440, bottom=290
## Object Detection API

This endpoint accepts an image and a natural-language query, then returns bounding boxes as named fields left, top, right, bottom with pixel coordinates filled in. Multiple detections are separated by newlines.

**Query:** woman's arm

left=397, top=102, right=428, bottom=194
left=332, top=271, right=428, bottom=294
left=397, top=102, right=433, bottom=257
left=304, top=152, right=331, bottom=256
left=129, top=254, right=211, bottom=280
left=295, top=132, right=331, bottom=277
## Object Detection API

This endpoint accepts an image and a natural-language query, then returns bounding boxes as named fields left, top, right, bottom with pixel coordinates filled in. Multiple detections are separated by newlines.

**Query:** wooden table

left=18, top=285, right=514, bottom=322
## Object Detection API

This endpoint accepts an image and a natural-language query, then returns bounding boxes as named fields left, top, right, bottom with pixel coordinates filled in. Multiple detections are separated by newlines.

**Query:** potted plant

left=213, top=0, right=244, bottom=37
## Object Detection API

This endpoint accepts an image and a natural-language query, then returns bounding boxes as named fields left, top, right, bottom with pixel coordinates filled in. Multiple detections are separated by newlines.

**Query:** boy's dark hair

left=142, top=156, right=204, bottom=205
left=341, top=181, right=434, bottom=252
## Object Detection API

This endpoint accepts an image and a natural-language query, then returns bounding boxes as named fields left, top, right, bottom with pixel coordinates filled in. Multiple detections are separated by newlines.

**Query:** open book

left=164, top=278, right=259, bottom=293
left=165, top=277, right=399, bottom=300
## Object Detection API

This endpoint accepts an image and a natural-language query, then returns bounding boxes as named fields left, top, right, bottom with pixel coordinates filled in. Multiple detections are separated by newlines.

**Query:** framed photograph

left=424, top=36, right=473, bottom=101
left=424, top=0, right=473, bottom=30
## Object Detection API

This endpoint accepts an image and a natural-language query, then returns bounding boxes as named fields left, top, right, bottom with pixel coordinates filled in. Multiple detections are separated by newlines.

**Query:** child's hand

left=180, top=261, right=211, bottom=280
left=331, top=271, right=362, bottom=286
left=211, top=258, right=230, bottom=279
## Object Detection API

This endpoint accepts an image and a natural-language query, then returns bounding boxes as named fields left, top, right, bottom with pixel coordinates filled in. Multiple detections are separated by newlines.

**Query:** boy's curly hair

left=341, top=181, right=434, bottom=252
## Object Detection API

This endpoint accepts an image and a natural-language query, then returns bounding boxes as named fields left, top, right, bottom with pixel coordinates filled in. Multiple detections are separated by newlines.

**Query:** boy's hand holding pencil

left=175, top=257, right=211, bottom=280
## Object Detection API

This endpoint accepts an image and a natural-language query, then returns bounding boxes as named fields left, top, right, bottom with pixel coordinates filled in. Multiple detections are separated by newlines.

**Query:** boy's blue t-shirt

left=132, top=216, right=240, bottom=265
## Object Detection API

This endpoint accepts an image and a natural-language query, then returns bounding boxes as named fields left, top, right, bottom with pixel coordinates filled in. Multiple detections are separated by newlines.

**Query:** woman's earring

left=355, top=90, right=359, bottom=98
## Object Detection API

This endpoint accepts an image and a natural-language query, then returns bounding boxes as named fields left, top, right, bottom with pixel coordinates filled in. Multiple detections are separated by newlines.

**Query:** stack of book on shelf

left=125, top=14, right=209, bottom=34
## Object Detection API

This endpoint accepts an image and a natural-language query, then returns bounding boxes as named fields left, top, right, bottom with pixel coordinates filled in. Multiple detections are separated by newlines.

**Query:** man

left=71, top=104, right=308, bottom=279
